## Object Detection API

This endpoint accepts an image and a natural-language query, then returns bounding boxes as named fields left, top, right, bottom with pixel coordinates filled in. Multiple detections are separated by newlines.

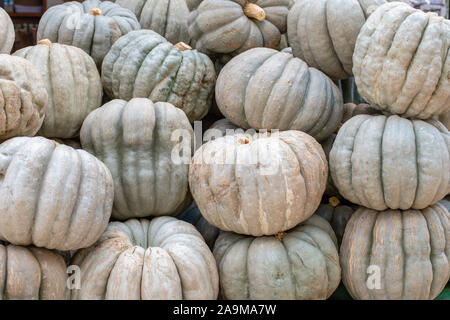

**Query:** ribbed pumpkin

left=0, top=137, right=114, bottom=251
left=37, top=0, right=140, bottom=68
left=287, top=0, right=386, bottom=80
left=178, top=203, right=220, bottom=249
left=214, top=215, right=340, bottom=299
left=80, top=98, right=193, bottom=220
left=0, top=54, right=48, bottom=141
left=315, top=201, right=354, bottom=245
left=189, top=131, right=328, bottom=236
left=215, top=48, right=343, bottom=141
left=71, top=217, right=219, bottom=300
left=116, top=0, right=190, bottom=44
left=14, top=40, right=103, bottom=139
left=102, top=30, right=216, bottom=122
left=341, top=204, right=449, bottom=300
left=188, top=0, right=291, bottom=57
left=330, top=115, right=450, bottom=211
left=353, top=2, right=450, bottom=119
left=0, top=242, right=68, bottom=300
left=0, top=8, right=14, bottom=54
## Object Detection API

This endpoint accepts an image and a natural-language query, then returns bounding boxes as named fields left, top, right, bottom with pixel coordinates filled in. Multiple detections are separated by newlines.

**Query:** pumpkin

left=189, top=130, right=328, bottom=236
left=188, top=0, right=291, bottom=57
left=71, top=217, right=219, bottom=300
left=215, top=48, right=343, bottom=141
left=0, top=8, right=14, bottom=54
left=315, top=201, right=354, bottom=245
left=14, top=40, right=103, bottom=139
left=341, top=103, right=380, bottom=124
left=0, top=242, right=68, bottom=300
left=0, top=54, right=48, bottom=141
left=353, top=2, right=450, bottom=119
left=80, top=98, right=193, bottom=220
left=287, top=0, right=386, bottom=80
left=341, top=204, right=449, bottom=300
left=37, top=0, right=140, bottom=68
left=102, top=30, right=216, bottom=122
left=213, top=215, right=340, bottom=299
left=177, top=202, right=220, bottom=249
left=0, top=137, right=114, bottom=251
left=116, top=0, right=190, bottom=44
left=330, top=115, right=450, bottom=211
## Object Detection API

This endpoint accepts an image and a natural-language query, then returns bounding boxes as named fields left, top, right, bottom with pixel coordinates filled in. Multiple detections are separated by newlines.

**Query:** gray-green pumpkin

left=330, top=115, right=450, bottom=211
left=0, top=8, right=14, bottom=54
left=0, top=137, right=114, bottom=251
left=214, top=215, right=340, bottom=299
left=188, top=0, right=291, bottom=57
left=215, top=47, right=343, bottom=141
left=14, top=40, right=103, bottom=139
left=116, top=0, right=190, bottom=44
left=287, top=0, right=387, bottom=80
left=80, top=98, right=193, bottom=220
left=102, top=30, right=216, bottom=122
left=353, top=2, right=450, bottom=119
left=37, top=0, right=140, bottom=68
left=0, top=54, right=48, bottom=141
left=0, top=243, right=69, bottom=300
left=341, top=204, right=449, bottom=300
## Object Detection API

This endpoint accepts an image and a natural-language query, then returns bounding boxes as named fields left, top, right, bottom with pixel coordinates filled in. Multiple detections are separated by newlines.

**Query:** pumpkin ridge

left=377, top=116, right=387, bottom=210
left=410, top=121, right=421, bottom=209
left=285, top=62, right=310, bottom=130
left=307, top=73, right=335, bottom=138
left=116, top=104, right=132, bottom=218
left=242, top=51, right=278, bottom=127
left=323, top=1, right=347, bottom=78
left=429, top=128, right=448, bottom=204
left=29, top=141, right=57, bottom=246
left=162, top=0, right=172, bottom=38
left=371, top=6, right=412, bottom=107
left=422, top=207, right=440, bottom=299
left=279, top=238, right=300, bottom=298
left=393, top=15, right=431, bottom=116
left=260, top=55, right=291, bottom=128
left=419, top=38, right=450, bottom=118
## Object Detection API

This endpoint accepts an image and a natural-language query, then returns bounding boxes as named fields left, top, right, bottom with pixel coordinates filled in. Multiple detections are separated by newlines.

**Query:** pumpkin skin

left=189, top=131, right=328, bottom=236
left=340, top=204, right=449, bottom=300
left=102, top=30, right=216, bottom=122
left=188, top=0, right=291, bottom=57
left=177, top=202, right=220, bottom=249
left=315, top=203, right=354, bottom=245
left=215, top=48, right=343, bottom=141
left=0, top=242, right=69, bottom=300
left=213, top=215, right=340, bottom=300
left=14, top=41, right=103, bottom=139
left=37, top=0, right=140, bottom=68
left=353, top=2, right=450, bottom=119
left=0, top=54, right=48, bottom=141
left=203, top=118, right=241, bottom=143
left=0, top=8, right=14, bottom=54
left=0, top=137, right=114, bottom=251
left=287, top=0, right=386, bottom=80
left=80, top=98, right=193, bottom=220
left=71, top=217, right=219, bottom=300
left=439, top=110, right=450, bottom=130
left=116, top=0, right=190, bottom=44
left=330, top=115, right=450, bottom=211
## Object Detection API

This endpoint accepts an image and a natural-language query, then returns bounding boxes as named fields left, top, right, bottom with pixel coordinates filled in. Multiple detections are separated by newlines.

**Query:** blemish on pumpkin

left=275, top=232, right=287, bottom=241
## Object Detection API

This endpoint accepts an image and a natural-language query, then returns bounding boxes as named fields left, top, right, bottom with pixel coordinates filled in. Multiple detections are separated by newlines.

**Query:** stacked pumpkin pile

left=0, top=0, right=448, bottom=300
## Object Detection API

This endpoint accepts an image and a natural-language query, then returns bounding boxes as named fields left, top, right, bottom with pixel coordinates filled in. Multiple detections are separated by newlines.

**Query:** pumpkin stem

left=174, top=42, right=192, bottom=51
left=38, top=39, right=52, bottom=46
left=89, top=8, right=103, bottom=16
left=329, top=197, right=340, bottom=207
left=238, top=137, right=250, bottom=145
left=275, top=232, right=287, bottom=242
left=243, top=2, right=266, bottom=21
